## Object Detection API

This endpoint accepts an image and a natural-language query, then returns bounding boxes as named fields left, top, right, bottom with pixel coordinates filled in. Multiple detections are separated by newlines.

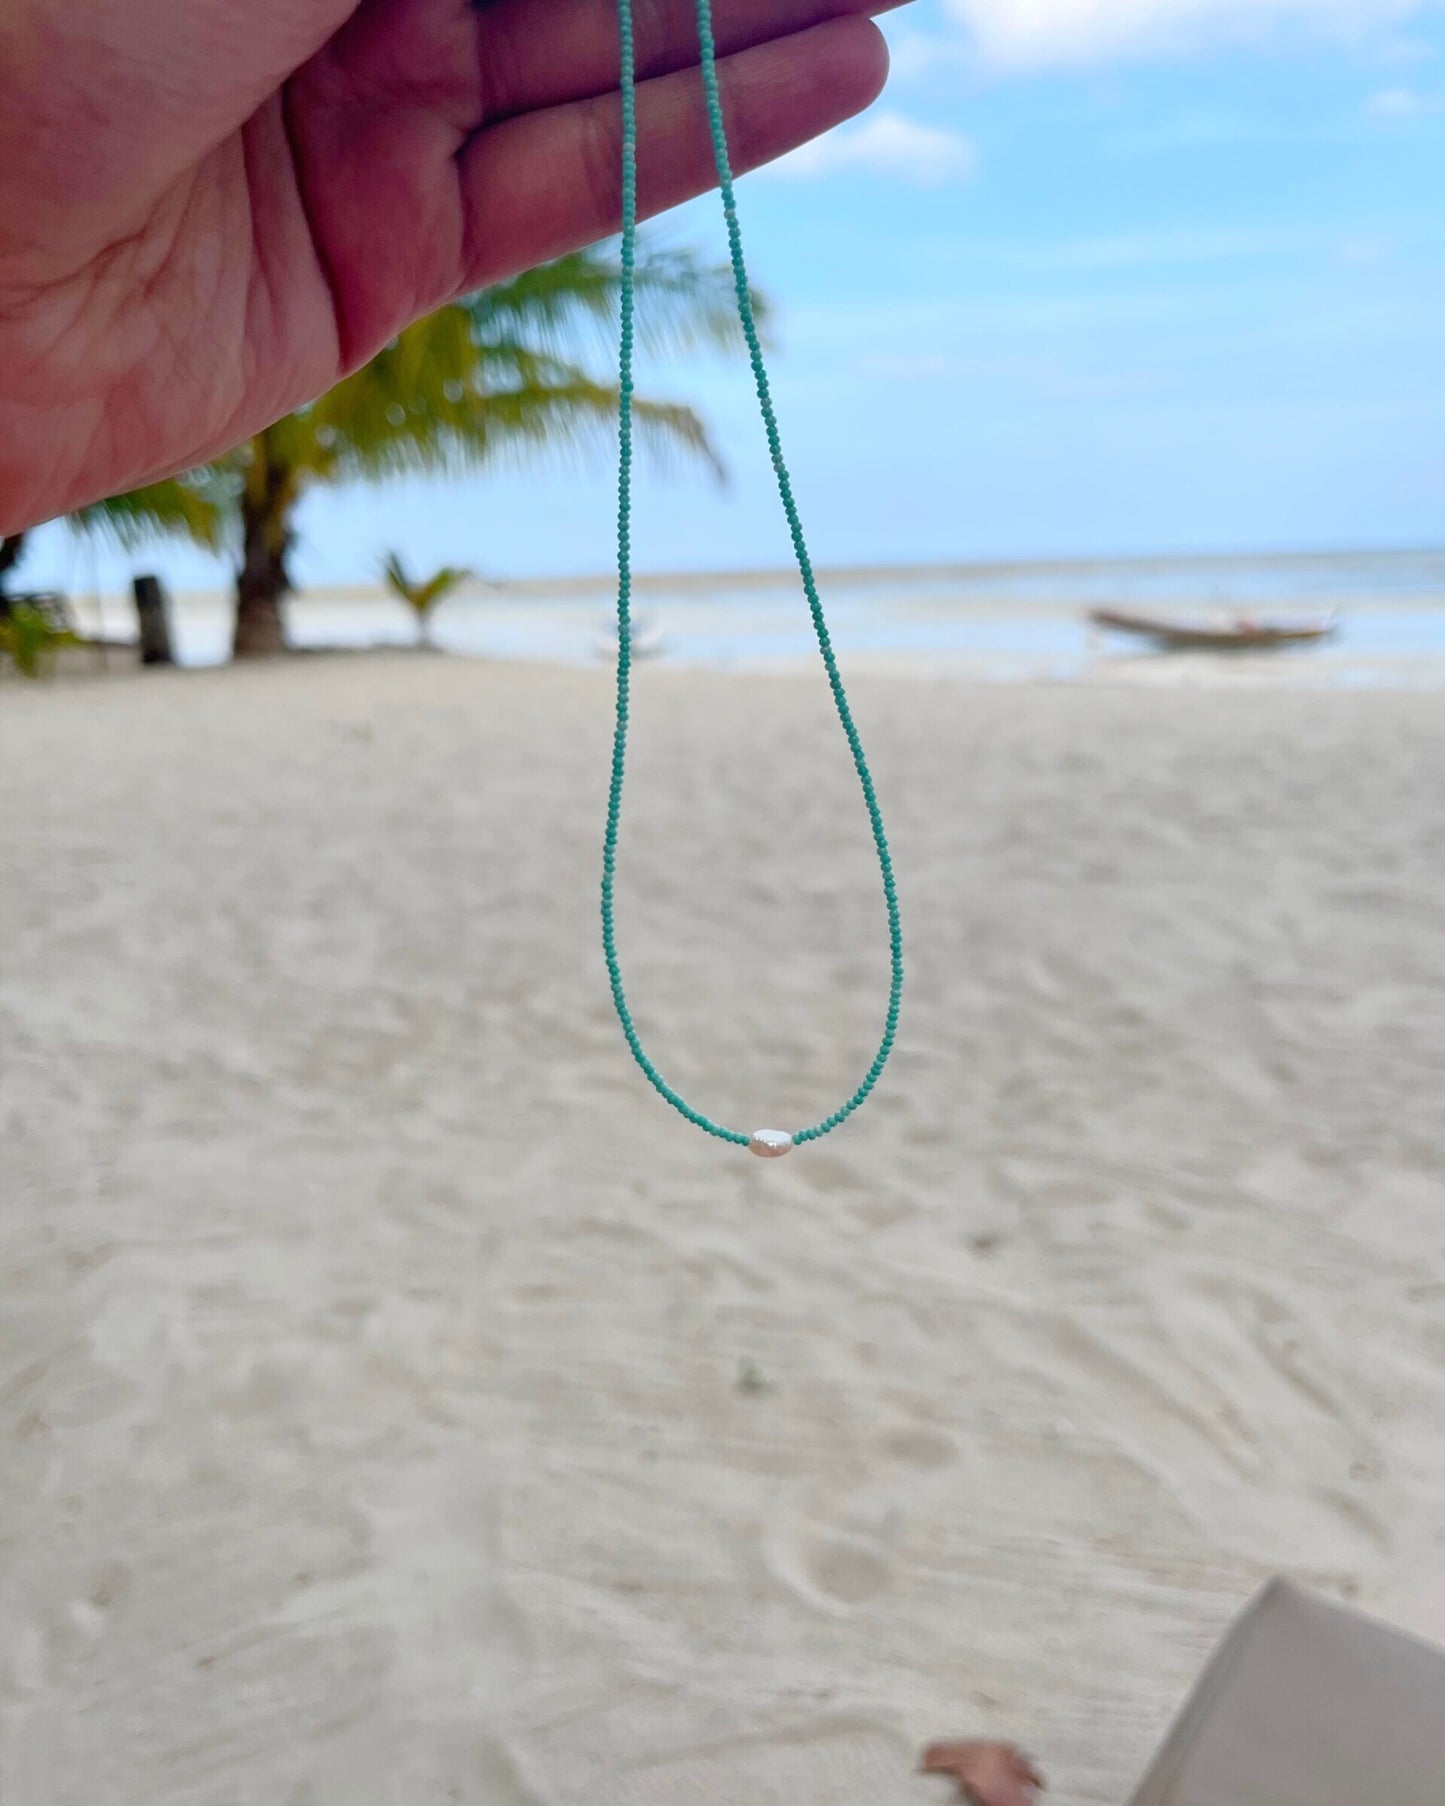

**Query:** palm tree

left=221, top=243, right=754, bottom=658
left=1, top=475, right=227, bottom=629
left=379, top=551, right=471, bottom=648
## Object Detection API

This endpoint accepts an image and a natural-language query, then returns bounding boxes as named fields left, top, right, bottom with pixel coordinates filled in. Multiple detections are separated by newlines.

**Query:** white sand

left=2, top=654, right=1444, bottom=1805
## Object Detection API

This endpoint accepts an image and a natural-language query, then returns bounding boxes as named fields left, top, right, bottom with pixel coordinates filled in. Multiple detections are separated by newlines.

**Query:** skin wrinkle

left=280, top=13, right=486, bottom=359
left=4, top=235, right=153, bottom=407
left=239, top=103, right=337, bottom=436
left=324, top=0, right=484, bottom=133
left=153, top=161, right=250, bottom=435
left=278, top=86, right=348, bottom=374
left=240, top=104, right=289, bottom=413
left=95, top=181, right=218, bottom=397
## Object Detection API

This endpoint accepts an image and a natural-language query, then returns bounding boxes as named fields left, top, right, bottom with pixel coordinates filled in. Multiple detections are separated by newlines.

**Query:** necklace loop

left=602, top=0, right=904, bottom=1148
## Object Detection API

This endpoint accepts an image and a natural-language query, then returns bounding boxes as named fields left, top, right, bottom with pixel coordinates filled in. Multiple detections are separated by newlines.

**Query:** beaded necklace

left=603, top=0, right=903, bottom=1158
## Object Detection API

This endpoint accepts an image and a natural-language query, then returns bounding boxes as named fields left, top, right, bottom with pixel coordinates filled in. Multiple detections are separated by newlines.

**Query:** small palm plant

left=380, top=551, right=471, bottom=649
left=0, top=601, right=77, bottom=678
left=1, top=475, right=227, bottom=674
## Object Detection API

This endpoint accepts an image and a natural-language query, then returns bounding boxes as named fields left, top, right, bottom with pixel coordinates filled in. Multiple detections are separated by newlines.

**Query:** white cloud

left=1378, top=32, right=1439, bottom=59
left=766, top=112, right=978, bottom=186
left=1372, top=83, right=1437, bottom=112
left=939, top=0, right=1439, bottom=67
left=1366, top=79, right=1445, bottom=109
left=1336, top=231, right=1391, bottom=260
left=983, top=226, right=1306, bottom=269
left=855, top=352, right=968, bottom=380
left=1367, top=82, right=1424, bottom=109
left=884, top=26, right=978, bottom=82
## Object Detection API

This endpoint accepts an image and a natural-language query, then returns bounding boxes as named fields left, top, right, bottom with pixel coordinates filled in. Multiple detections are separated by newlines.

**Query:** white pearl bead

left=749, top=1129, right=794, bottom=1159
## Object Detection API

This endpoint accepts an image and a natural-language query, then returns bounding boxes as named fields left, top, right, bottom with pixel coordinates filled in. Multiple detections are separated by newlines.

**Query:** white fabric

left=1128, top=1578, right=1445, bottom=1806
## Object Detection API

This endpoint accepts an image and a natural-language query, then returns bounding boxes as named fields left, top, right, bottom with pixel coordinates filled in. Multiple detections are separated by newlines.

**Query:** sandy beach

left=3, top=652, right=1444, bottom=1805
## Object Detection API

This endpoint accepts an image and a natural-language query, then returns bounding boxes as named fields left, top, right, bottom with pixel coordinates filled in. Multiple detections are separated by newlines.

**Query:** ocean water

left=98, top=549, right=1445, bottom=686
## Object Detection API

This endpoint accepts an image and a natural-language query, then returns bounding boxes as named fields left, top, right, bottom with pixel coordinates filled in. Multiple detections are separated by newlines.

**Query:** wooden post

left=132, top=574, right=174, bottom=666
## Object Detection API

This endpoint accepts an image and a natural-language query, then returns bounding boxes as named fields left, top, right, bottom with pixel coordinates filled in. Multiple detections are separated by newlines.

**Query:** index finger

left=475, top=0, right=911, bottom=121
left=458, top=16, right=888, bottom=287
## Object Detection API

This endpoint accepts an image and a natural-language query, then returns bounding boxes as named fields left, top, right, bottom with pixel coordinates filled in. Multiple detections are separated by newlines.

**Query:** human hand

left=922, top=1740, right=1047, bottom=1806
left=0, top=0, right=898, bottom=532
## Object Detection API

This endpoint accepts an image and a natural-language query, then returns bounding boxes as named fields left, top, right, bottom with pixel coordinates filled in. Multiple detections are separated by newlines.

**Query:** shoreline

left=40, top=603, right=1445, bottom=693
left=38, top=542, right=1445, bottom=612
left=37, top=546, right=1444, bottom=691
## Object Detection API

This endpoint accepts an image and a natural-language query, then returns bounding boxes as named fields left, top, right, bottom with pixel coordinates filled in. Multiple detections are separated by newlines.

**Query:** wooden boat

left=1088, top=606, right=1338, bottom=650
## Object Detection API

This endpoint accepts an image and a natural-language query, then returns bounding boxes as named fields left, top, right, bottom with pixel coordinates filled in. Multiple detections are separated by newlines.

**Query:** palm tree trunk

left=233, top=437, right=293, bottom=659
left=234, top=520, right=288, bottom=658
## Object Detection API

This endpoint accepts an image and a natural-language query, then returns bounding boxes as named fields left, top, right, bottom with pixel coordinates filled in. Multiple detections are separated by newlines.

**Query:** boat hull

left=1089, top=607, right=1338, bottom=650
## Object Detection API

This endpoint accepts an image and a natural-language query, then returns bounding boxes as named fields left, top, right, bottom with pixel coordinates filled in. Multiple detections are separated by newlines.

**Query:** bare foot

left=920, top=1741, right=1045, bottom=1806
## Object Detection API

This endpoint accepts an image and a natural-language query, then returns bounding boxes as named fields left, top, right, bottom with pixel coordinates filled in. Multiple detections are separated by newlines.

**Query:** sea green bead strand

left=603, top=0, right=904, bottom=1153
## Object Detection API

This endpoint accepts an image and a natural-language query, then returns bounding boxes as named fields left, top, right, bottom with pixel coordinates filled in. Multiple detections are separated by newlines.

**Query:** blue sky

left=28, top=0, right=1445, bottom=592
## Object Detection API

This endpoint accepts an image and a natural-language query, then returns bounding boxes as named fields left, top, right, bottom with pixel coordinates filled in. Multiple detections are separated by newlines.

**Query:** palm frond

left=414, top=567, right=469, bottom=609
left=72, top=470, right=234, bottom=552
left=296, top=311, right=721, bottom=485
left=630, top=398, right=725, bottom=480
left=379, top=550, right=413, bottom=602
left=380, top=550, right=472, bottom=614
left=468, top=242, right=768, bottom=362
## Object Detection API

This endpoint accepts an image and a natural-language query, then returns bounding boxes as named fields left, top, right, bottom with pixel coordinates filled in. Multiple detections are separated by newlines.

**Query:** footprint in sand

left=594, top=1718, right=908, bottom=1806
left=882, top=1426, right=959, bottom=1471
left=766, top=1525, right=892, bottom=1613
left=7, top=1559, right=134, bottom=1695
left=808, top=1539, right=890, bottom=1605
